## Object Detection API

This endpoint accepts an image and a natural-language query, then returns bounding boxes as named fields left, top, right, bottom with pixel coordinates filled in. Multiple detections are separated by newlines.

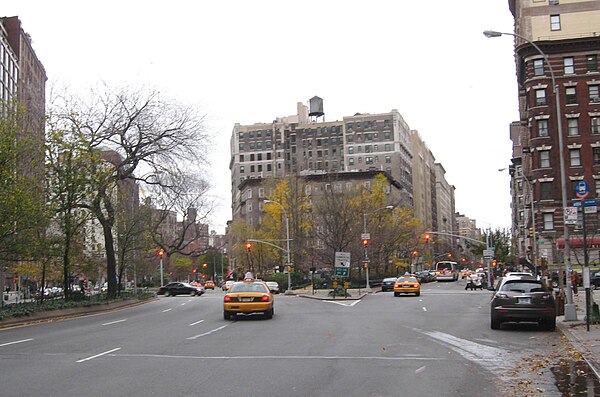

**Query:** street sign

left=574, top=199, right=597, bottom=207
left=576, top=180, right=590, bottom=199
left=334, top=252, right=351, bottom=268
left=565, top=207, right=578, bottom=225
left=334, top=267, right=349, bottom=277
left=361, top=233, right=370, bottom=240
left=483, top=249, right=494, bottom=258
left=334, top=251, right=351, bottom=278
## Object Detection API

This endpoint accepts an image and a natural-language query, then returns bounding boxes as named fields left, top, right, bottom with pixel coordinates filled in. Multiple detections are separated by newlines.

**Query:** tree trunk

left=102, top=223, right=118, bottom=299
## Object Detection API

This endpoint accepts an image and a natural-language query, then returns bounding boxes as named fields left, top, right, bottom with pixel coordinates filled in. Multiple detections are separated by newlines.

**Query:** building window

left=550, top=15, right=561, bottom=31
left=247, top=201, right=252, bottom=212
left=365, top=156, right=374, bottom=165
left=540, top=150, right=551, bottom=168
left=543, top=213, right=554, bottom=230
left=592, top=117, right=600, bottom=134
left=238, top=132, right=244, bottom=139
left=239, top=143, right=244, bottom=151
left=569, top=148, right=581, bottom=166
left=239, top=154, right=245, bottom=162
left=568, top=118, right=579, bottom=136
left=240, top=166, right=245, bottom=174
left=305, top=185, right=312, bottom=195
left=587, top=54, right=598, bottom=72
left=348, top=158, right=354, bottom=166
left=564, top=57, right=575, bottom=74
left=385, top=155, right=391, bottom=163
left=348, top=146, right=354, bottom=154
left=596, top=180, right=600, bottom=196
left=540, top=181, right=553, bottom=200
left=538, top=119, right=549, bottom=137
left=258, top=189, right=265, bottom=198
left=384, top=143, right=391, bottom=151
left=533, top=59, right=544, bottom=76
left=594, top=148, right=600, bottom=165
left=589, top=85, right=600, bottom=103
left=565, top=87, right=577, bottom=104
left=535, top=89, right=547, bottom=106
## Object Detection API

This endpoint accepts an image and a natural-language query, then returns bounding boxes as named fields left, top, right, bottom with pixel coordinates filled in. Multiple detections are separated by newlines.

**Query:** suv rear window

left=500, top=281, right=547, bottom=293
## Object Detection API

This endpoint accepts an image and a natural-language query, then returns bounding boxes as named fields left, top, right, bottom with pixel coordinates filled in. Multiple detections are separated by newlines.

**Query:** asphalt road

left=0, top=281, right=566, bottom=397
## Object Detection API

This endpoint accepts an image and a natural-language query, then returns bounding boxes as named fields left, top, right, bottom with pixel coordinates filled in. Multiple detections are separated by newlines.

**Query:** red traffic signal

left=245, top=242, right=252, bottom=252
left=412, top=250, right=418, bottom=257
left=424, top=234, right=431, bottom=242
left=202, top=263, right=208, bottom=268
left=192, top=269, right=197, bottom=273
left=158, top=248, right=165, bottom=257
left=362, top=239, right=369, bottom=248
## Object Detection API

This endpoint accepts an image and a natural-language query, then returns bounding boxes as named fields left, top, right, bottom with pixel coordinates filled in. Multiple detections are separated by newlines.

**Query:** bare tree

left=49, top=84, right=212, bottom=298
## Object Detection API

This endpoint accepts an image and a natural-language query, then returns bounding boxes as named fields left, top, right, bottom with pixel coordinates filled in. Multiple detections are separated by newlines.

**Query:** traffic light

left=363, top=262, right=369, bottom=269
left=192, top=269, right=197, bottom=273
left=529, top=227, right=533, bottom=237
left=202, top=263, right=208, bottom=269
left=412, top=250, right=418, bottom=257
left=246, top=242, right=252, bottom=252
left=424, top=234, right=431, bottom=243
left=492, top=260, right=497, bottom=267
left=447, top=253, right=452, bottom=258
left=158, top=248, right=164, bottom=257
left=362, top=239, right=369, bottom=248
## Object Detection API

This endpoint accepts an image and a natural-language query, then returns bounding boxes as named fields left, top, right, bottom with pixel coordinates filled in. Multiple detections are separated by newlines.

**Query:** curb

left=557, top=319, right=600, bottom=381
left=0, top=298, right=156, bottom=330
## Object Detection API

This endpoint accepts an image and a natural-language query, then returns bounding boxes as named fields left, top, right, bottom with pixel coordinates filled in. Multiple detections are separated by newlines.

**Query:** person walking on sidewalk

left=571, top=271, right=579, bottom=295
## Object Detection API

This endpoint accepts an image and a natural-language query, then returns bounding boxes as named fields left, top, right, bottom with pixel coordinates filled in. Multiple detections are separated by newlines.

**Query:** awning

left=556, top=237, right=600, bottom=249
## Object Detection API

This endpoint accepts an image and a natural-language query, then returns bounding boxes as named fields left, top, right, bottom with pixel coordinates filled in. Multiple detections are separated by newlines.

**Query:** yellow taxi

left=223, top=277, right=274, bottom=320
left=204, top=280, right=216, bottom=290
left=393, top=274, right=420, bottom=297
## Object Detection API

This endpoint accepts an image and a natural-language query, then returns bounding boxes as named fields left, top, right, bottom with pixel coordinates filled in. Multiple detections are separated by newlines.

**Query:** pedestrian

left=571, top=271, right=578, bottom=295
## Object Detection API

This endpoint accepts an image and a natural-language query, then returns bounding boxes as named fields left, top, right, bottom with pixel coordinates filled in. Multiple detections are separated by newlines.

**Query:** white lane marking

left=76, top=347, right=121, bottom=363
left=102, top=319, right=127, bottom=326
left=189, top=320, right=205, bottom=326
left=162, top=308, right=172, bottom=313
left=421, top=330, right=511, bottom=379
left=187, top=324, right=229, bottom=339
left=415, top=365, right=427, bottom=374
left=116, top=353, right=447, bottom=362
left=0, top=338, right=33, bottom=347
left=324, top=300, right=361, bottom=307
left=422, top=307, right=427, bottom=312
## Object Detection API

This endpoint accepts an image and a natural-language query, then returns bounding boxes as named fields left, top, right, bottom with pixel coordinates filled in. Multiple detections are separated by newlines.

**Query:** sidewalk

left=556, top=288, right=600, bottom=379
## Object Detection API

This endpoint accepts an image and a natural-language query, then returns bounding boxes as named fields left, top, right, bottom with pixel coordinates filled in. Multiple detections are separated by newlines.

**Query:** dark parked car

left=490, top=276, right=556, bottom=330
left=157, top=282, right=204, bottom=297
left=415, top=271, right=433, bottom=283
left=592, top=272, right=600, bottom=289
left=381, top=277, right=397, bottom=292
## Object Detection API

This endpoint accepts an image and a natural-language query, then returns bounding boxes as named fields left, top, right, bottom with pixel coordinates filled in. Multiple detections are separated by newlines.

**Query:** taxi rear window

left=230, top=283, right=268, bottom=293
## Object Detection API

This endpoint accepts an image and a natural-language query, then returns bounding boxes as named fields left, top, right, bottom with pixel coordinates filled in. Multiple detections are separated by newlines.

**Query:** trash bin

left=555, top=291, right=565, bottom=316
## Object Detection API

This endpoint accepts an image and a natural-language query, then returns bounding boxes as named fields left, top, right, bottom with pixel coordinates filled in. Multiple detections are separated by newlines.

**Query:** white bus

left=435, top=261, right=459, bottom=281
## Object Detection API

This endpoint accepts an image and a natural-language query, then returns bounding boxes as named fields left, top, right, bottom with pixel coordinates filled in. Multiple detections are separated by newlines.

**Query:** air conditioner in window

left=592, top=97, right=600, bottom=103
left=549, top=0, right=559, bottom=5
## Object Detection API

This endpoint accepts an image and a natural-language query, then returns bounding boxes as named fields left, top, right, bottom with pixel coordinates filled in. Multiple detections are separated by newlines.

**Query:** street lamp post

left=363, top=205, right=394, bottom=289
left=264, top=199, right=291, bottom=293
left=484, top=30, right=576, bottom=320
left=523, top=175, right=538, bottom=275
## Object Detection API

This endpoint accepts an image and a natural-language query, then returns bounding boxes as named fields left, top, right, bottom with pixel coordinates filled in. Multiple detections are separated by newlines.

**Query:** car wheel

left=542, top=317, right=556, bottom=331
left=264, top=308, right=274, bottom=319
left=190, top=291, right=196, bottom=296
left=165, top=291, right=170, bottom=297
left=416, top=292, right=420, bottom=296
left=491, top=316, right=501, bottom=330
left=224, top=311, right=231, bottom=320
left=394, top=292, right=399, bottom=297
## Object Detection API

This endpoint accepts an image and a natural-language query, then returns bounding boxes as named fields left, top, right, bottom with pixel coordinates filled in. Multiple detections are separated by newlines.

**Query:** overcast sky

left=4, top=1, right=518, bottom=234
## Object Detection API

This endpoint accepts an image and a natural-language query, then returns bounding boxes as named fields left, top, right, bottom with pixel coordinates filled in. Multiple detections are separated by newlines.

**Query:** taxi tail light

left=413, top=284, right=419, bottom=288
left=261, top=295, right=270, bottom=302
left=224, top=295, right=232, bottom=302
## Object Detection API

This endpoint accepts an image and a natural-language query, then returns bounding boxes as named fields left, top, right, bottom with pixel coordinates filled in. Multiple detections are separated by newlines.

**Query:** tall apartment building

left=230, top=101, right=415, bottom=222
left=1, top=16, right=47, bottom=183
left=507, top=0, right=600, bottom=266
